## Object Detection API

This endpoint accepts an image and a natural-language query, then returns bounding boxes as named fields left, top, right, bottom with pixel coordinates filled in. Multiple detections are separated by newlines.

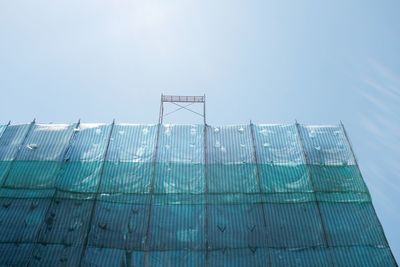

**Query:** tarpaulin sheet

left=0, top=122, right=395, bottom=267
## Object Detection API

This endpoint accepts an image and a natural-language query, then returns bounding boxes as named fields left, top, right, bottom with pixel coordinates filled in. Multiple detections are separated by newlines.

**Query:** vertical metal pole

left=143, top=122, right=161, bottom=266
left=203, top=94, right=206, bottom=125
left=32, top=119, right=81, bottom=245
left=204, top=123, right=209, bottom=266
left=340, top=121, right=396, bottom=262
left=249, top=121, right=267, bottom=228
left=1, top=118, right=36, bottom=187
left=78, top=119, right=115, bottom=267
left=0, top=120, right=11, bottom=139
left=339, top=121, right=360, bottom=166
left=295, top=121, right=335, bottom=267
left=159, top=94, right=164, bottom=124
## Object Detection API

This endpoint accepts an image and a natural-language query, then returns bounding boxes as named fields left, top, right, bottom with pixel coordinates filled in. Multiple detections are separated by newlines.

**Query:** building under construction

left=0, top=96, right=397, bottom=266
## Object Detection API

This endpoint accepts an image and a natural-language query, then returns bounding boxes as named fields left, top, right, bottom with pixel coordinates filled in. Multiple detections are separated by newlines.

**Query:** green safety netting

left=0, top=122, right=396, bottom=267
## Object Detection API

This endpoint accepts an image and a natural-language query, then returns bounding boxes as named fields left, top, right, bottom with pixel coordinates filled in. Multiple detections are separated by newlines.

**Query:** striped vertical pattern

left=148, top=204, right=205, bottom=250
left=332, top=246, right=397, bottom=267
left=36, top=192, right=95, bottom=246
left=4, top=124, right=75, bottom=189
left=82, top=247, right=144, bottom=267
left=101, top=161, right=153, bottom=193
left=207, top=125, right=254, bottom=164
left=15, top=124, right=75, bottom=161
left=0, top=122, right=396, bottom=266
left=56, top=124, right=112, bottom=193
left=0, top=125, right=6, bottom=139
left=0, top=124, right=31, bottom=161
left=56, top=161, right=103, bottom=193
left=253, top=124, right=304, bottom=165
left=157, top=124, right=204, bottom=164
left=207, top=203, right=266, bottom=249
left=308, top=165, right=368, bottom=193
left=0, top=189, right=53, bottom=243
left=0, top=243, right=34, bottom=266
left=147, top=251, right=205, bottom=267
left=0, top=124, right=32, bottom=184
left=258, top=164, right=311, bottom=193
left=88, top=194, right=150, bottom=250
left=154, top=125, right=205, bottom=194
left=269, top=247, right=329, bottom=267
left=208, top=163, right=258, bottom=193
left=207, top=125, right=256, bottom=194
left=107, top=124, right=157, bottom=162
left=298, top=125, right=355, bottom=166
left=207, top=248, right=268, bottom=267
left=264, top=201, right=325, bottom=248
left=101, top=124, right=157, bottom=194
left=28, top=244, right=82, bottom=266
left=66, top=123, right=111, bottom=161
left=320, top=201, right=388, bottom=246
left=154, top=163, right=205, bottom=194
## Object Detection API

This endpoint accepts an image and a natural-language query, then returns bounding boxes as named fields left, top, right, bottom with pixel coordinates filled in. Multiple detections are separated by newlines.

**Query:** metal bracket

left=159, top=94, right=206, bottom=124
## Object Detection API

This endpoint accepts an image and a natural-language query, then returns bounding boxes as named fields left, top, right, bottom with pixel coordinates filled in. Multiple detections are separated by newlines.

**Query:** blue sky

left=1, top=0, right=399, bottom=261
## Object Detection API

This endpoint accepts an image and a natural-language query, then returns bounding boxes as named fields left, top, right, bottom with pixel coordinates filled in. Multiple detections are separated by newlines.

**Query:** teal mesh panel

left=0, top=125, right=6, bottom=139
left=0, top=124, right=31, bottom=161
left=206, top=193, right=261, bottom=205
left=16, top=124, right=75, bottom=161
left=5, top=124, right=75, bottom=188
left=309, top=165, right=367, bottom=192
left=82, top=247, right=144, bottom=267
left=259, top=164, right=311, bottom=193
left=0, top=243, right=34, bottom=267
left=262, top=192, right=315, bottom=204
left=154, top=163, right=204, bottom=194
left=107, top=124, right=157, bottom=162
left=0, top=124, right=31, bottom=184
left=316, top=192, right=371, bottom=203
left=66, top=123, right=111, bottom=161
left=320, top=202, right=388, bottom=246
left=207, top=203, right=266, bottom=249
left=263, top=201, right=325, bottom=248
left=37, top=192, right=95, bottom=246
left=157, top=124, right=204, bottom=163
left=207, top=248, right=268, bottom=267
left=332, top=246, right=397, bottom=267
left=56, top=124, right=112, bottom=193
left=101, top=124, right=156, bottom=193
left=0, top=123, right=395, bottom=266
left=207, top=125, right=257, bottom=194
left=57, top=161, right=103, bottom=193
left=4, top=161, right=61, bottom=188
left=154, top=125, right=205, bottom=194
left=253, top=124, right=304, bottom=165
left=148, top=204, right=205, bottom=250
left=88, top=194, right=150, bottom=250
left=298, top=125, right=355, bottom=165
left=146, top=251, right=204, bottom=267
left=0, top=194, right=51, bottom=242
left=153, top=193, right=206, bottom=205
left=208, top=163, right=258, bottom=193
left=207, top=125, right=254, bottom=164
left=101, top=162, right=152, bottom=194
left=28, top=244, right=82, bottom=267
left=269, top=248, right=330, bottom=267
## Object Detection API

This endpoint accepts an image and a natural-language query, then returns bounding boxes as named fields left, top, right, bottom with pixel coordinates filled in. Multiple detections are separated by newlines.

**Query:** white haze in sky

left=0, top=0, right=399, bottom=261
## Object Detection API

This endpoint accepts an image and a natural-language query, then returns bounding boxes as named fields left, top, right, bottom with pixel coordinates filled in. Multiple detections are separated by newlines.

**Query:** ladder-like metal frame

left=159, top=94, right=206, bottom=124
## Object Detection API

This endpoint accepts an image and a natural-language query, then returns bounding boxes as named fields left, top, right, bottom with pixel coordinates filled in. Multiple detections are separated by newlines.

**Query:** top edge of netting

left=1, top=123, right=347, bottom=127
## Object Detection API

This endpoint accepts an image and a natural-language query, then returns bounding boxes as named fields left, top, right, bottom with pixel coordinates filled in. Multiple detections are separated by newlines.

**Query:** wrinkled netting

left=0, top=123, right=396, bottom=267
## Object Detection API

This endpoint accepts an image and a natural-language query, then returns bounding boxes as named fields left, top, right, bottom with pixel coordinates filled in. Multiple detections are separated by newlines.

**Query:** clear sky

left=1, top=0, right=399, bottom=261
